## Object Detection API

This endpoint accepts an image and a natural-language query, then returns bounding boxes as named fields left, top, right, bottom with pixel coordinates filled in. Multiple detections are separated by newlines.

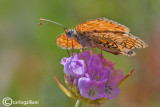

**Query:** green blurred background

left=0, top=0, right=160, bottom=107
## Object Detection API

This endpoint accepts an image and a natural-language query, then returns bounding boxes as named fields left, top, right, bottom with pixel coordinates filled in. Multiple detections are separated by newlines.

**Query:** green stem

left=75, top=100, right=83, bottom=107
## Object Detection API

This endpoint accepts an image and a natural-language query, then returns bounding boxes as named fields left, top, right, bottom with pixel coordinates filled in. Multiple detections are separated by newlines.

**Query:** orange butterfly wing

left=84, top=31, right=148, bottom=49
left=79, top=31, right=148, bottom=56
left=75, top=18, right=130, bottom=33
left=56, top=33, right=82, bottom=49
left=74, top=18, right=148, bottom=56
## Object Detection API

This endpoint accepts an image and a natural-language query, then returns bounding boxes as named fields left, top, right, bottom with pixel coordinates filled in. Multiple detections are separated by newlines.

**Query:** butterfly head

left=64, top=29, right=74, bottom=38
left=38, top=18, right=76, bottom=38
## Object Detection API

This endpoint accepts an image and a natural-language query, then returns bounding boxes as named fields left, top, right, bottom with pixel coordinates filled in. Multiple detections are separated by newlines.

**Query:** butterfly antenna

left=38, top=18, right=68, bottom=30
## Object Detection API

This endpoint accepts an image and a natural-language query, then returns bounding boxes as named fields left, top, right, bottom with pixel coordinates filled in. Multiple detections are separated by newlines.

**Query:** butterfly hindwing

left=81, top=31, right=148, bottom=56
left=56, top=33, right=82, bottom=49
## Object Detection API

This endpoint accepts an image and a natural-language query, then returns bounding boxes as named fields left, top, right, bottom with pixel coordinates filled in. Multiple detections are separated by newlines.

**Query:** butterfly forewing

left=75, top=18, right=130, bottom=33
left=56, top=33, right=82, bottom=49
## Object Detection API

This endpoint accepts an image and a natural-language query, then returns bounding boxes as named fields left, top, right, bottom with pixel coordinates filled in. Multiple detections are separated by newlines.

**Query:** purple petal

left=109, top=69, right=125, bottom=86
left=78, top=50, right=93, bottom=63
left=104, top=88, right=120, bottom=100
left=78, top=77, right=107, bottom=100
left=71, top=60, right=86, bottom=76
left=61, top=57, right=68, bottom=65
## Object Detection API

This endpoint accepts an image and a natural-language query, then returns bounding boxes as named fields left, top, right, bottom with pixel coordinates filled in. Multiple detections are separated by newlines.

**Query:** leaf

left=118, top=69, right=134, bottom=87
left=54, top=76, right=77, bottom=99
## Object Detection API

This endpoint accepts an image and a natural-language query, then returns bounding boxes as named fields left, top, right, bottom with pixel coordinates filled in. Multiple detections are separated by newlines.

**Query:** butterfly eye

left=66, top=30, right=73, bottom=38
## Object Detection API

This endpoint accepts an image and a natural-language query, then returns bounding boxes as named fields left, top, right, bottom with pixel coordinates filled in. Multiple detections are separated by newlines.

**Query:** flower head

left=61, top=50, right=124, bottom=100
left=54, top=50, right=134, bottom=105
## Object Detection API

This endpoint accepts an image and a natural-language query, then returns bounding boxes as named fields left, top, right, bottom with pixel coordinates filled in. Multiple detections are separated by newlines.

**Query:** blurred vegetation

left=0, top=0, right=160, bottom=107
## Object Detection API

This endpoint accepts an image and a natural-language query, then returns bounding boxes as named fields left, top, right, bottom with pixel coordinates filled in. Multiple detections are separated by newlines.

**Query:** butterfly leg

left=101, top=49, right=103, bottom=59
left=80, top=48, right=83, bottom=53
left=80, top=47, right=89, bottom=73
left=66, top=49, right=70, bottom=57
left=71, top=40, right=74, bottom=56
left=67, top=38, right=70, bottom=57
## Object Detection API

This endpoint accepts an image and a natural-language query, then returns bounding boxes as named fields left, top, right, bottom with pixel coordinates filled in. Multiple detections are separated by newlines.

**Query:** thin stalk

left=75, top=100, right=83, bottom=107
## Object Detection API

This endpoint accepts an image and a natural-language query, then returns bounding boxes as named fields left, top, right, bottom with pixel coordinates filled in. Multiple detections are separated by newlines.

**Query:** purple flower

left=61, top=53, right=86, bottom=77
left=60, top=50, right=125, bottom=100
left=78, top=77, right=106, bottom=100
left=61, top=53, right=86, bottom=85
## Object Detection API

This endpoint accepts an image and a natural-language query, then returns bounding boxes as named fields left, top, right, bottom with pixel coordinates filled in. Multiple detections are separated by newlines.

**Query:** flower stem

left=75, top=100, right=83, bottom=107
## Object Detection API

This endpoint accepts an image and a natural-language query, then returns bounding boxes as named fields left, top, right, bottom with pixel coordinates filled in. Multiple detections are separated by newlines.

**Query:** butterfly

left=39, top=18, right=148, bottom=56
